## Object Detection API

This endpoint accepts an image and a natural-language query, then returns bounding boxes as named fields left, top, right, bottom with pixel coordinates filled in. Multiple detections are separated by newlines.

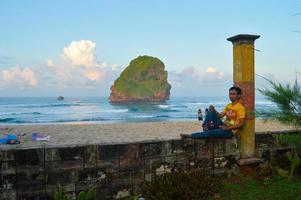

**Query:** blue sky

left=0, top=0, right=300, bottom=97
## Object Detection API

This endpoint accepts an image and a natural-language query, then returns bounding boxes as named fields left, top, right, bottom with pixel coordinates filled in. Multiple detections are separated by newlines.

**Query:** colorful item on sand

left=32, top=132, right=50, bottom=141
left=0, top=134, right=18, bottom=144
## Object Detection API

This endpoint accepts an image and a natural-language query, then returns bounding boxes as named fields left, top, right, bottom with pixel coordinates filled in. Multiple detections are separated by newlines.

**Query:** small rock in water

left=57, top=96, right=64, bottom=101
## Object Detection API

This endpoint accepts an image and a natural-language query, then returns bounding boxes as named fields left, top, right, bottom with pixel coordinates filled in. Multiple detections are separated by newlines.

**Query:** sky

left=0, top=0, right=301, bottom=97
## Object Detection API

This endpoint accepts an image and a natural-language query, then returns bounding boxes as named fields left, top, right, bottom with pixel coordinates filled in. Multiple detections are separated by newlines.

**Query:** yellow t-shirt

left=222, top=102, right=246, bottom=135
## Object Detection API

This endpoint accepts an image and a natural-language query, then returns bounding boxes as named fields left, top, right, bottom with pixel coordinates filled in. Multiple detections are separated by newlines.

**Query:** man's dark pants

left=191, top=110, right=232, bottom=139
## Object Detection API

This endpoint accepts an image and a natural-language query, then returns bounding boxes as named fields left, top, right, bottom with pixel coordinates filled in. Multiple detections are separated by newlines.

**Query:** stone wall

left=0, top=131, right=299, bottom=200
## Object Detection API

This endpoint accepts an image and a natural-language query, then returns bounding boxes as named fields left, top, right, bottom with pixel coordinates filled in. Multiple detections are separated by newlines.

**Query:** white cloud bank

left=0, top=66, right=38, bottom=88
left=0, top=40, right=121, bottom=94
left=168, top=66, right=231, bottom=96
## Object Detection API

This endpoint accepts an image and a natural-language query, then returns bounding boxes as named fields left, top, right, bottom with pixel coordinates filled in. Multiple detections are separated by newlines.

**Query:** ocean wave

left=14, top=103, right=82, bottom=108
left=162, top=109, right=180, bottom=112
left=184, top=102, right=228, bottom=106
left=9, top=112, right=42, bottom=115
left=172, top=105, right=188, bottom=108
left=0, top=117, right=34, bottom=123
left=157, top=104, right=170, bottom=109
left=132, top=115, right=155, bottom=118
left=129, top=107, right=139, bottom=112
left=0, top=117, right=16, bottom=122
left=156, top=115, right=169, bottom=118
left=55, top=117, right=108, bottom=122
left=103, top=109, right=129, bottom=113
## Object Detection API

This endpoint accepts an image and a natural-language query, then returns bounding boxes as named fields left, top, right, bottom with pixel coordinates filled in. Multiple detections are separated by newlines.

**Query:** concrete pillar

left=227, top=34, right=260, bottom=159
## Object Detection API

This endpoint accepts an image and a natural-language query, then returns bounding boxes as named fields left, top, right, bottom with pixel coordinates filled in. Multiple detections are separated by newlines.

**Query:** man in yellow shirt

left=180, top=86, right=246, bottom=139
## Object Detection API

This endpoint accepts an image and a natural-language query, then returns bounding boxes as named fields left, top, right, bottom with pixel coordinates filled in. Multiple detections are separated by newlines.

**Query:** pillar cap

left=227, top=34, right=260, bottom=44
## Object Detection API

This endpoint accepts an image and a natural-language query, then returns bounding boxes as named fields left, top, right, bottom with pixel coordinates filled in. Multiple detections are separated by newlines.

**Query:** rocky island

left=109, top=55, right=171, bottom=103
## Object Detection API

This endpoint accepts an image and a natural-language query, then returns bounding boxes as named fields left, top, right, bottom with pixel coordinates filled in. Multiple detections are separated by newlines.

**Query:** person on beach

left=198, top=109, right=203, bottom=121
left=181, top=86, right=245, bottom=139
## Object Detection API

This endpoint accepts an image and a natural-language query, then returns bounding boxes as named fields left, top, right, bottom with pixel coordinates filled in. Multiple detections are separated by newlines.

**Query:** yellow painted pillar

left=227, top=34, right=260, bottom=159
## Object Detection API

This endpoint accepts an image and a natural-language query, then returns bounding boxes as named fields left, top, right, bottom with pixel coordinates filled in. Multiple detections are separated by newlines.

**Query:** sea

left=0, top=97, right=276, bottom=125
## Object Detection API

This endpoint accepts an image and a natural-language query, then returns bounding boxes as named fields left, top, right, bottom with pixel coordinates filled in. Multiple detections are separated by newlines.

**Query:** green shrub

left=275, top=134, right=301, bottom=180
left=55, top=183, right=96, bottom=200
left=141, top=169, right=218, bottom=200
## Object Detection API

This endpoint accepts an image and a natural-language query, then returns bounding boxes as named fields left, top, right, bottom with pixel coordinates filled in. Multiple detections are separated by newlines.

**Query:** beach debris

left=32, top=132, right=51, bottom=141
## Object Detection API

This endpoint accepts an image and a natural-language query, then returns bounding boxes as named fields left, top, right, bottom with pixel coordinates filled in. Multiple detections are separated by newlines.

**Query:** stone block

left=16, top=181, right=45, bottom=196
left=164, top=155, right=177, bottom=169
left=214, top=157, right=229, bottom=168
left=96, top=186, right=112, bottom=200
left=171, top=140, right=184, bottom=154
left=182, top=139, right=195, bottom=153
left=111, top=172, right=132, bottom=199
left=120, top=144, right=144, bottom=171
left=143, top=142, right=163, bottom=157
left=1, top=173, right=16, bottom=190
left=174, top=154, right=189, bottom=171
left=14, top=149, right=44, bottom=166
left=84, top=145, right=97, bottom=168
left=16, top=190, right=47, bottom=200
left=1, top=161, right=16, bottom=175
left=46, top=160, right=83, bottom=172
left=144, top=171, right=155, bottom=182
left=0, top=190, right=17, bottom=200
left=97, top=159, right=119, bottom=173
left=46, top=170, right=78, bottom=185
left=58, top=147, right=84, bottom=161
left=144, top=156, right=165, bottom=174
left=78, top=167, right=97, bottom=182
left=0, top=150, right=14, bottom=161
left=131, top=170, right=144, bottom=186
left=45, top=148, right=61, bottom=161
left=196, top=140, right=212, bottom=159
left=75, top=181, right=96, bottom=193
left=98, top=144, right=126, bottom=160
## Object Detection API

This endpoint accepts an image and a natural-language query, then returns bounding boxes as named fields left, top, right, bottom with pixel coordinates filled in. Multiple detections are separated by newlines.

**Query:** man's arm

left=220, top=118, right=245, bottom=131
left=218, top=111, right=226, bottom=118
left=209, top=105, right=226, bottom=118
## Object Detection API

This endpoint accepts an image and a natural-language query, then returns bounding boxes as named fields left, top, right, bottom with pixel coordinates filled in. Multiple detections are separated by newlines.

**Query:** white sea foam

left=157, top=105, right=170, bottom=109
left=103, top=109, right=129, bottom=113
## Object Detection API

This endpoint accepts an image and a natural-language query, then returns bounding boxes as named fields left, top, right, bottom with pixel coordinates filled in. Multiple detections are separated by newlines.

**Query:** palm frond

left=257, top=74, right=301, bottom=127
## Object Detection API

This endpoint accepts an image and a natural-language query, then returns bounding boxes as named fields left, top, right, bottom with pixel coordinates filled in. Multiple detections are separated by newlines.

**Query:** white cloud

left=206, top=67, right=217, bottom=73
left=83, top=69, right=104, bottom=81
left=203, top=67, right=224, bottom=80
left=111, top=64, right=121, bottom=71
left=62, top=40, right=96, bottom=67
left=0, top=66, right=38, bottom=88
left=170, top=66, right=226, bottom=83
left=46, top=59, right=54, bottom=67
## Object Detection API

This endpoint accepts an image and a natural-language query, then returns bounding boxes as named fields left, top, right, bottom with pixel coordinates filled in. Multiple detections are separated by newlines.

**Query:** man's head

left=229, top=86, right=242, bottom=102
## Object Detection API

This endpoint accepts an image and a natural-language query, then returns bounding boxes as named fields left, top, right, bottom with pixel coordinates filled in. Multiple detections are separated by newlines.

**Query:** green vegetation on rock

left=109, top=55, right=171, bottom=102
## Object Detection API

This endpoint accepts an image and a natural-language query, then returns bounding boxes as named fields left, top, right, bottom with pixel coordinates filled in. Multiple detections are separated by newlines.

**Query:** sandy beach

left=0, top=119, right=298, bottom=149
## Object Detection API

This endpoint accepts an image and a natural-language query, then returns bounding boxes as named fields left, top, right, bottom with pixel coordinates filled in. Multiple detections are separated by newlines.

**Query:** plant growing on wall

left=55, top=183, right=96, bottom=200
left=258, top=75, right=301, bottom=180
left=276, top=134, right=301, bottom=180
